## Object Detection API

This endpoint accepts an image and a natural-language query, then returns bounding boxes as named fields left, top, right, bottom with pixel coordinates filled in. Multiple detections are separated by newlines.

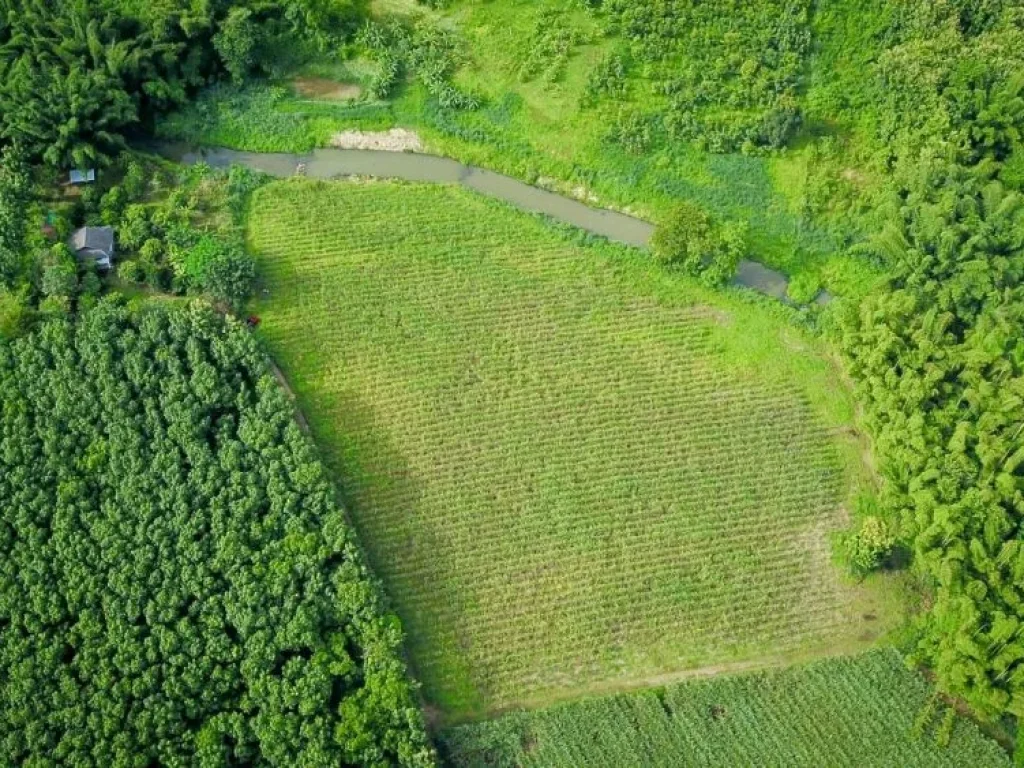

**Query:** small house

left=69, top=227, right=115, bottom=270
left=68, top=169, right=96, bottom=185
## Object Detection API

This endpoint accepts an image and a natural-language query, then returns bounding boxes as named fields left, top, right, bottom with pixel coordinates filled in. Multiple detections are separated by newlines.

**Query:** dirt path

left=457, top=647, right=863, bottom=727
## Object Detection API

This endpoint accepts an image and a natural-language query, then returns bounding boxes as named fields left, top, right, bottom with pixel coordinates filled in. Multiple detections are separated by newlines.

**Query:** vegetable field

left=247, top=179, right=892, bottom=720
left=438, top=650, right=1011, bottom=767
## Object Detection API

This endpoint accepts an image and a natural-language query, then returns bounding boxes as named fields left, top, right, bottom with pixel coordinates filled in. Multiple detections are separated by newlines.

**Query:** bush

left=787, top=271, right=822, bottom=304
left=120, top=157, right=147, bottom=200
left=117, top=204, right=153, bottom=251
left=0, top=288, right=30, bottom=339
left=170, top=231, right=255, bottom=307
left=99, top=185, right=128, bottom=225
left=651, top=202, right=743, bottom=286
left=37, top=294, right=70, bottom=318
left=202, top=242, right=256, bottom=307
left=841, top=516, right=896, bottom=576
left=117, top=259, right=145, bottom=284
left=705, top=221, right=746, bottom=287
left=40, top=248, right=77, bottom=299
left=226, top=164, right=269, bottom=223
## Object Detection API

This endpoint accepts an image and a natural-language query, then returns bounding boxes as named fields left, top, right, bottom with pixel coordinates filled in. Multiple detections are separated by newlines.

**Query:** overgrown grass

left=157, top=84, right=397, bottom=152
left=154, top=0, right=893, bottom=301
left=246, top=178, right=900, bottom=722
left=438, top=650, right=1011, bottom=767
left=159, top=77, right=882, bottom=299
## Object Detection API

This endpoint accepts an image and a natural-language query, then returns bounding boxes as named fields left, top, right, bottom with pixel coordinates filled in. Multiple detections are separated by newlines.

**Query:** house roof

left=69, top=227, right=115, bottom=256
left=69, top=169, right=96, bottom=184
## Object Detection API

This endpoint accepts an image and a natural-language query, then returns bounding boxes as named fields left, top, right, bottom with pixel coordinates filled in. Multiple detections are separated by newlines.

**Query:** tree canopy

left=840, top=157, right=1024, bottom=720
left=0, top=300, right=434, bottom=766
left=0, top=0, right=368, bottom=167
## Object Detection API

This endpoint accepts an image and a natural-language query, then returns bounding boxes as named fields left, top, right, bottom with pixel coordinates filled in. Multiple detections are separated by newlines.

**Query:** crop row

left=249, top=180, right=871, bottom=716
left=438, top=650, right=1011, bottom=767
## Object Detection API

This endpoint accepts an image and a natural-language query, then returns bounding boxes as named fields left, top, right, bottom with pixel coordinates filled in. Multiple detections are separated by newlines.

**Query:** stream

left=154, top=143, right=801, bottom=302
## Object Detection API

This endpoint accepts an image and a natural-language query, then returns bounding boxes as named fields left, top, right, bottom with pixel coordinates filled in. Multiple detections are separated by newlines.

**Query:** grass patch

left=438, top=650, right=1011, bottom=767
left=247, top=178, right=898, bottom=722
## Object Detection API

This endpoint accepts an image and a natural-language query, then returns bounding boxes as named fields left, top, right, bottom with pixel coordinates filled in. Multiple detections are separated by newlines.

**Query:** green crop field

left=247, top=178, right=896, bottom=721
left=438, top=650, right=1011, bottom=767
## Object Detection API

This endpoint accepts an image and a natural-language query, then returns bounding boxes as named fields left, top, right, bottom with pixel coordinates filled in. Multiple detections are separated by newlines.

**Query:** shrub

left=170, top=231, right=255, bottom=307
left=117, top=259, right=145, bottom=284
left=704, top=221, right=746, bottom=287
left=226, top=164, right=269, bottom=223
left=787, top=271, right=822, bottom=304
left=651, top=202, right=743, bottom=286
left=0, top=287, right=30, bottom=339
left=99, top=185, right=128, bottom=225
left=37, top=294, right=70, bottom=318
left=201, top=242, right=256, bottom=307
left=841, top=516, right=896, bottom=576
left=651, top=202, right=717, bottom=266
left=609, top=110, right=659, bottom=155
left=120, top=157, right=147, bottom=200
left=40, top=247, right=77, bottom=299
left=583, top=52, right=628, bottom=105
left=117, top=204, right=153, bottom=251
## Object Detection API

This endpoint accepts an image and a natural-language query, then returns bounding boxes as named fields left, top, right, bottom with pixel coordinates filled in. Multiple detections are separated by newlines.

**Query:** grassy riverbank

left=157, top=0, right=887, bottom=303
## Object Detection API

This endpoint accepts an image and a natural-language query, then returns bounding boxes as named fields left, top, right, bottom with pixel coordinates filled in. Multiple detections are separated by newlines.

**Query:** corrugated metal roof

left=69, top=227, right=115, bottom=256
left=69, top=169, right=96, bottom=184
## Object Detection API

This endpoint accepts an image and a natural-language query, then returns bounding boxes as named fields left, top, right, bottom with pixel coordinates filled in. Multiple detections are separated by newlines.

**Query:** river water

left=154, top=143, right=796, bottom=301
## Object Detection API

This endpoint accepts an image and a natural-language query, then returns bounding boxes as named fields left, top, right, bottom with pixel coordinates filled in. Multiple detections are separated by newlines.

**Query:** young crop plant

left=438, top=651, right=1011, bottom=767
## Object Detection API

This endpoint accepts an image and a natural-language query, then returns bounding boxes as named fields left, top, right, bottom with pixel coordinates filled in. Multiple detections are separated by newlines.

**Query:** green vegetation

left=0, top=300, right=433, bottom=766
left=840, top=157, right=1024, bottom=721
left=651, top=202, right=745, bottom=287
left=246, top=177, right=893, bottom=721
left=157, top=4, right=869, bottom=297
left=819, top=4, right=1024, bottom=727
left=112, top=160, right=265, bottom=308
left=0, top=0, right=366, bottom=168
left=0, top=151, right=266, bottom=338
left=438, top=650, right=1010, bottom=767
left=2, top=0, right=1024, bottom=762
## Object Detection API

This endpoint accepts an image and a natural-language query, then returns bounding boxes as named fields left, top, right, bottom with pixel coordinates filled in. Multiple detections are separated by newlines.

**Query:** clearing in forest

left=247, top=178, right=895, bottom=721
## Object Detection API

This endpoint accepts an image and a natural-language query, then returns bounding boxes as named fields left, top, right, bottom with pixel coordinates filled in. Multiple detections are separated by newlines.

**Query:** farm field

left=247, top=178, right=897, bottom=721
left=438, top=650, right=1011, bottom=767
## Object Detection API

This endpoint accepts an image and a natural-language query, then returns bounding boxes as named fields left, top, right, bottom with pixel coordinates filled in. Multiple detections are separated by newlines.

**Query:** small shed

left=68, top=169, right=97, bottom=185
left=69, top=227, right=115, bottom=270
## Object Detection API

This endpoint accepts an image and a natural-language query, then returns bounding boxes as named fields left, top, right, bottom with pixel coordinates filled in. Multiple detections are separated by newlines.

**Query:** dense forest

left=0, top=301, right=433, bottom=765
left=825, top=2, right=1024, bottom=728
left=0, top=0, right=366, bottom=167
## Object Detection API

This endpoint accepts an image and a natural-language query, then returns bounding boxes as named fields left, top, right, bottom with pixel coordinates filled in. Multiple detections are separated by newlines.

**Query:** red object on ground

left=246, top=315, right=261, bottom=327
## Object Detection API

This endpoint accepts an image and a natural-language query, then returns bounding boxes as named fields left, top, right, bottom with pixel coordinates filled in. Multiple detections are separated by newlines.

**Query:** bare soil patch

left=330, top=128, right=424, bottom=152
left=293, top=77, right=362, bottom=101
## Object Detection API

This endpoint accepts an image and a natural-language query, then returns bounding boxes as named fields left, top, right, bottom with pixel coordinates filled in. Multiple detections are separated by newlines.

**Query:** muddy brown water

left=153, top=143, right=801, bottom=301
